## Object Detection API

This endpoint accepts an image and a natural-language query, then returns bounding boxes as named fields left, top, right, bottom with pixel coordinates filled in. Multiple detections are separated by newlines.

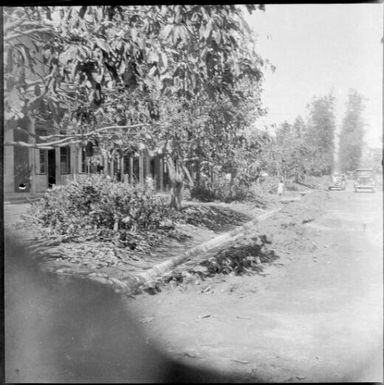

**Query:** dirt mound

left=254, top=190, right=329, bottom=255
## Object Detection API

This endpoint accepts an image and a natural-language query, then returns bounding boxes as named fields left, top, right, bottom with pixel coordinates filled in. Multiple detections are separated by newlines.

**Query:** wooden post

left=103, top=154, right=108, bottom=176
left=159, top=156, right=164, bottom=192
left=55, top=147, right=61, bottom=185
left=114, top=155, right=119, bottom=180
left=77, top=146, right=82, bottom=174
left=120, top=155, right=125, bottom=181
left=154, top=156, right=160, bottom=190
left=139, top=153, right=144, bottom=184
left=163, top=157, right=168, bottom=191
left=110, top=158, right=114, bottom=179
left=4, top=124, right=14, bottom=193
left=27, top=115, right=36, bottom=193
left=145, top=151, right=150, bottom=179
left=129, top=156, right=134, bottom=184
left=71, top=144, right=77, bottom=181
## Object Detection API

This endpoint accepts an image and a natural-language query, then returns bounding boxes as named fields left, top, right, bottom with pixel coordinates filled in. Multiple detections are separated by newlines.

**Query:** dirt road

left=127, top=186, right=383, bottom=382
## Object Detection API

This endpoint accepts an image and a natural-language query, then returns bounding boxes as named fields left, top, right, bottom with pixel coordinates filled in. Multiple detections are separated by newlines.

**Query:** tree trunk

left=170, top=179, right=183, bottom=211
left=166, top=155, right=194, bottom=210
left=167, top=157, right=184, bottom=211
left=195, top=160, right=201, bottom=186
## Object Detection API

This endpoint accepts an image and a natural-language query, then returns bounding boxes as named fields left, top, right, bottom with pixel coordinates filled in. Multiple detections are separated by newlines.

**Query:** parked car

left=328, top=173, right=346, bottom=191
left=354, top=168, right=374, bottom=180
left=354, top=176, right=376, bottom=193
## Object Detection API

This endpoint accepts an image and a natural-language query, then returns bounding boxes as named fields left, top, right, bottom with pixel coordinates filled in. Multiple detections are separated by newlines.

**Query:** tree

left=270, top=117, right=310, bottom=182
left=338, top=89, right=366, bottom=173
left=292, top=115, right=306, bottom=138
left=304, top=94, right=336, bottom=175
left=4, top=5, right=268, bottom=210
left=362, top=146, right=382, bottom=174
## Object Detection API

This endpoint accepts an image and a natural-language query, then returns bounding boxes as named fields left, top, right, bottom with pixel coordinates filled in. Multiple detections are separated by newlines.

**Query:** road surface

left=127, top=186, right=383, bottom=382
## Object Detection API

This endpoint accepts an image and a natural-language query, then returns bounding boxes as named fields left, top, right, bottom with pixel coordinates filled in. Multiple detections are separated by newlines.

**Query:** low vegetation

left=26, top=175, right=251, bottom=252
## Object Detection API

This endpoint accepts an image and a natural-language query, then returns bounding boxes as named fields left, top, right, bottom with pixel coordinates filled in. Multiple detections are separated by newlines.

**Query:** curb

left=132, top=208, right=280, bottom=289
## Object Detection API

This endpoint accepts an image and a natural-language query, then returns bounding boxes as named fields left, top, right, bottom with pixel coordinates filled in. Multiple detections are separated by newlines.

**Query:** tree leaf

left=91, top=72, right=102, bottom=83
left=159, top=52, right=168, bottom=73
left=95, top=37, right=110, bottom=53
left=161, top=24, right=173, bottom=41
left=148, top=50, right=159, bottom=64
left=119, top=60, right=126, bottom=75
left=203, top=19, right=213, bottom=40
left=148, top=65, right=158, bottom=78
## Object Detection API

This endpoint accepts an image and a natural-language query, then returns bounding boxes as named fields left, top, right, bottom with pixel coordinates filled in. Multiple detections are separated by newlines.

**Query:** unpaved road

left=128, top=186, right=383, bottom=382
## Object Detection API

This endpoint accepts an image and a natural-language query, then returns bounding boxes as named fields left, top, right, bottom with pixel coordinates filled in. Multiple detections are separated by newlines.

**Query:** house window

left=60, top=146, right=71, bottom=174
left=38, top=150, right=47, bottom=174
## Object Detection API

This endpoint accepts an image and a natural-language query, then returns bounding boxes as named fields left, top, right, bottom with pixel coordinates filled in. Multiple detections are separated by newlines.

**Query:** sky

left=244, top=4, right=383, bottom=149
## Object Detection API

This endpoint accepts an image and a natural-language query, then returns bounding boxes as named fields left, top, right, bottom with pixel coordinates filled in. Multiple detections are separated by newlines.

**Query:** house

left=4, top=18, right=171, bottom=198
left=4, top=117, right=171, bottom=196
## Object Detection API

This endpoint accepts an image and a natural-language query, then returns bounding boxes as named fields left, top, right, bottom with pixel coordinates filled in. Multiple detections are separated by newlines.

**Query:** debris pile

left=142, top=235, right=278, bottom=294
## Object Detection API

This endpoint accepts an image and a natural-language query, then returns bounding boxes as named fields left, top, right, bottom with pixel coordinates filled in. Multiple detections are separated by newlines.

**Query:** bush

left=190, top=184, right=216, bottom=202
left=191, top=176, right=268, bottom=203
left=212, top=178, right=252, bottom=202
left=29, top=175, right=174, bottom=242
left=253, top=176, right=280, bottom=195
left=284, top=180, right=299, bottom=191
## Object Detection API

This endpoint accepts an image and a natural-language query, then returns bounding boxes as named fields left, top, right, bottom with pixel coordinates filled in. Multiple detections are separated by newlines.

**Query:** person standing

left=277, top=179, right=284, bottom=197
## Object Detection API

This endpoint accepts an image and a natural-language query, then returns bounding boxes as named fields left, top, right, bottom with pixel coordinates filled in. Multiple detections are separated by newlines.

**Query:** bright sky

left=245, top=4, right=383, bottom=148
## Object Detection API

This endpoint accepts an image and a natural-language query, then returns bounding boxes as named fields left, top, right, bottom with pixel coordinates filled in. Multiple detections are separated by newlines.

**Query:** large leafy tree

left=4, top=5, right=268, bottom=209
left=304, top=94, right=336, bottom=175
left=338, top=89, right=366, bottom=173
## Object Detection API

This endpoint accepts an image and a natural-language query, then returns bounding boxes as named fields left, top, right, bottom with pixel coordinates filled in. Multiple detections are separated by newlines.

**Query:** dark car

left=354, top=176, right=376, bottom=193
left=328, top=173, right=346, bottom=191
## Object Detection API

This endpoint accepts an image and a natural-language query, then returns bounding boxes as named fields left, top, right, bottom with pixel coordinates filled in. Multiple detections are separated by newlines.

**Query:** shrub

left=253, top=176, right=280, bottom=195
left=190, top=184, right=216, bottom=202
left=191, top=176, right=265, bottom=203
left=212, top=177, right=252, bottom=202
left=28, top=175, right=174, bottom=242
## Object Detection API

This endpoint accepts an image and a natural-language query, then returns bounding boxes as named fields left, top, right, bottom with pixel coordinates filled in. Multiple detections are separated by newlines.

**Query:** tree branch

left=4, top=139, right=82, bottom=149
left=6, top=122, right=172, bottom=148
left=4, top=27, right=54, bottom=42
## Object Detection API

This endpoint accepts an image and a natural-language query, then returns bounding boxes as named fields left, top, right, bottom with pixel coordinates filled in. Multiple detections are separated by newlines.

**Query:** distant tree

left=275, top=121, right=291, bottom=146
left=338, top=89, right=365, bottom=173
left=274, top=117, right=310, bottom=182
left=258, top=131, right=280, bottom=177
left=292, top=115, right=306, bottom=138
left=304, top=94, right=336, bottom=175
left=360, top=146, right=382, bottom=174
